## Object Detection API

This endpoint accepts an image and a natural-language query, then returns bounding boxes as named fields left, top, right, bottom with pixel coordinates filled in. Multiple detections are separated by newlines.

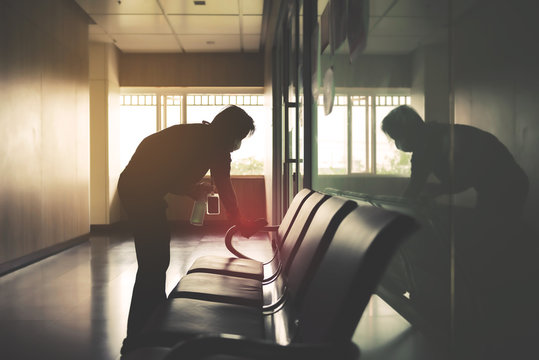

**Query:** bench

left=125, top=189, right=418, bottom=359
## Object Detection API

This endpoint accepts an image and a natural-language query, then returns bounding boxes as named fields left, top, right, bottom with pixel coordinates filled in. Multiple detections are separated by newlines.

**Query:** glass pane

left=230, top=104, right=266, bottom=175
left=351, top=103, right=367, bottom=173
left=165, top=95, right=181, bottom=127
left=186, top=96, right=266, bottom=175
left=317, top=102, right=347, bottom=175
left=119, top=103, right=156, bottom=169
left=375, top=104, right=411, bottom=176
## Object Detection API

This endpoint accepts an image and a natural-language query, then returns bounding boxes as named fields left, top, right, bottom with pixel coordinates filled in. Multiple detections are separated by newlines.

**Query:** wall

left=411, top=43, right=450, bottom=123
left=453, top=0, right=539, bottom=228
left=119, top=53, right=264, bottom=87
left=0, top=0, right=90, bottom=266
left=321, top=54, right=412, bottom=89
left=89, top=42, right=121, bottom=225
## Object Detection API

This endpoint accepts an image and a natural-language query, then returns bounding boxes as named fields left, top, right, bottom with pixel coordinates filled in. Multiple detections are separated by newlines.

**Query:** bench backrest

left=278, top=192, right=329, bottom=273
left=292, top=205, right=418, bottom=343
left=284, top=196, right=358, bottom=303
left=276, top=188, right=314, bottom=246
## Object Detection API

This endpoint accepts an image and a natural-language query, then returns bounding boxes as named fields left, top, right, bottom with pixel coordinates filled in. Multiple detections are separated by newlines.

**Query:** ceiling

left=76, top=0, right=264, bottom=53
left=77, top=0, right=475, bottom=55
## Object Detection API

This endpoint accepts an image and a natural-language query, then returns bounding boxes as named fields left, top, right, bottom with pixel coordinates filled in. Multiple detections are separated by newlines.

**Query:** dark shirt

left=407, top=122, right=524, bottom=197
left=118, top=123, right=239, bottom=219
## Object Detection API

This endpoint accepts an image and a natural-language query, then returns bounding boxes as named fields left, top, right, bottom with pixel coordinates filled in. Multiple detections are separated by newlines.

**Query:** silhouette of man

left=381, top=105, right=528, bottom=220
left=117, top=105, right=255, bottom=354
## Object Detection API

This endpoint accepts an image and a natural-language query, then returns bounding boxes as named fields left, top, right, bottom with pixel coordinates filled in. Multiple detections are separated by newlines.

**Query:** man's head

left=381, top=105, right=424, bottom=152
left=211, top=105, right=255, bottom=152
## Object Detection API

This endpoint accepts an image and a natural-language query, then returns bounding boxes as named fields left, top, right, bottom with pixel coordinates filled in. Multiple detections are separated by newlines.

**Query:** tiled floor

left=0, top=227, right=445, bottom=360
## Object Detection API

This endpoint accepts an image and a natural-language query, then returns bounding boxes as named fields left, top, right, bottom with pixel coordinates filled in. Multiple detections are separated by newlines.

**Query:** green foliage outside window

left=230, top=157, right=264, bottom=175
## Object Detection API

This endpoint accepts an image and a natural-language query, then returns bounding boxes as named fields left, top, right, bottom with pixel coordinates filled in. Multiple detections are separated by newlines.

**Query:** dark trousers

left=119, top=186, right=171, bottom=338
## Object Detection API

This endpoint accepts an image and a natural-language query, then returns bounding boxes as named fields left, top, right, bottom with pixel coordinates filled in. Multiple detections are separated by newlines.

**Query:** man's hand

left=236, top=218, right=268, bottom=238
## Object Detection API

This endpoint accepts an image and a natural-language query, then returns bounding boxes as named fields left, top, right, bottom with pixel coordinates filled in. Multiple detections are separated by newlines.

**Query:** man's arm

left=403, top=153, right=430, bottom=198
left=211, top=156, right=241, bottom=223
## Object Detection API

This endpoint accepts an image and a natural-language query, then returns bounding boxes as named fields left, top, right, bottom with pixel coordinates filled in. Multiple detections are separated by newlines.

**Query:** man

left=118, top=105, right=256, bottom=353
left=381, top=105, right=528, bottom=220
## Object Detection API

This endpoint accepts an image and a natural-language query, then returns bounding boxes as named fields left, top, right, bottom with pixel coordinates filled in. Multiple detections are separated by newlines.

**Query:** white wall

left=89, top=42, right=121, bottom=225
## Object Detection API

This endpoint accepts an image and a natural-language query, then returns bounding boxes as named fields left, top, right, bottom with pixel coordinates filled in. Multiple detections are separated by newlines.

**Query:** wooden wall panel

left=0, top=0, right=90, bottom=265
left=119, top=53, right=264, bottom=87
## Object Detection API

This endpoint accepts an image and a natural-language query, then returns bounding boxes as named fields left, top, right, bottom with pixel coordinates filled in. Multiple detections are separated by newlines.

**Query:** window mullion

left=156, top=93, right=162, bottom=131
left=347, top=95, right=352, bottom=174
left=181, top=94, right=187, bottom=124
left=365, top=96, right=370, bottom=172
left=371, top=96, right=377, bottom=174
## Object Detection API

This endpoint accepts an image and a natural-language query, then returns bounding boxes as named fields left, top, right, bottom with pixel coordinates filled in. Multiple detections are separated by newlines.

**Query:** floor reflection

left=0, top=226, right=446, bottom=360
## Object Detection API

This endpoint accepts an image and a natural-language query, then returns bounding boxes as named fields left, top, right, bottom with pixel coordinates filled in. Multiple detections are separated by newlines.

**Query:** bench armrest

left=163, top=335, right=359, bottom=360
left=225, top=225, right=279, bottom=259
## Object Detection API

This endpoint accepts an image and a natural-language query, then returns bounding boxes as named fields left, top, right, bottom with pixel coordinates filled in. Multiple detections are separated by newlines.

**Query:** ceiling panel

left=92, top=14, right=172, bottom=34
left=242, top=15, right=262, bottom=34
left=180, top=35, right=241, bottom=52
left=317, top=0, right=330, bottom=15
left=75, top=0, right=162, bottom=15
left=243, top=34, right=261, bottom=51
left=113, top=34, right=180, bottom=52
left=89, top=33, right=113, bottom=43
left=79, top=0, right=449, bottom=55
left=161, top=0, right=239, bottom=15
left=169, top=15, right=240, bottom=34
left=89, top=24, right=106, bottom=34
left=241, top=0, right=264, bottom=15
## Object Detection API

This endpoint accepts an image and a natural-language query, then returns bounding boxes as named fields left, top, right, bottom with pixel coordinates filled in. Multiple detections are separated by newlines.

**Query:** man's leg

left=124, top=201, right=170, bottom=349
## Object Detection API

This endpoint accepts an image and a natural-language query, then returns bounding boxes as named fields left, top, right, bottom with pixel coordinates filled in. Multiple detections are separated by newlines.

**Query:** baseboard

left=0, top=233, right=90, bottom=277
left=90, top=221, right=234, bottom=234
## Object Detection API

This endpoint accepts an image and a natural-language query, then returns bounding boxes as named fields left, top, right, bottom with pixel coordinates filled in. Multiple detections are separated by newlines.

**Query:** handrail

left=224, top=224, right=276, bottom=260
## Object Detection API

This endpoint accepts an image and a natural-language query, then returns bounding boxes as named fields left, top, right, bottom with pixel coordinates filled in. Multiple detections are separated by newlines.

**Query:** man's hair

left=211, top=105, right=255, bottom=139
left=381, top=105, right=424, bottom=137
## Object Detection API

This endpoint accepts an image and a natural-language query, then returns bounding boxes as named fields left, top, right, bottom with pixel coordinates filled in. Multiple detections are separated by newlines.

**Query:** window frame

left=317, top=88, right=412, bottom=177
left=119, top=87, right=266, bottom=177
left=121, top=87, right=264, bottom=129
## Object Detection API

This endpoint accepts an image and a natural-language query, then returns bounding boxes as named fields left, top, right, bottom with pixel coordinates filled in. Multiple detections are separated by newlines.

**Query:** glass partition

left=306, top=0, right=538, bottom=358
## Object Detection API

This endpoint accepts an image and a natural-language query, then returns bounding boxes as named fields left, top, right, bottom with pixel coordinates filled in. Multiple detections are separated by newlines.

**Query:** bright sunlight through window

left=317, top=94, right=411, bottom=176
left=120, top=93, right=266, bottom=176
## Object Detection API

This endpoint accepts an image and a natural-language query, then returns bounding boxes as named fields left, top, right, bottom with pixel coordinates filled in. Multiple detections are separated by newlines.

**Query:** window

left=163, top=95, right=182, bottom=128
left=317, top=96, right=348, bottom=175
left=374, top=96, right=412, bottom=175
left=120, top=92, right=266, bottom=175
left=185, top=94, right=266, bottom=175
left=317, top=93, right=411, bottom=176
left=119, top=95, right=157, bottom=169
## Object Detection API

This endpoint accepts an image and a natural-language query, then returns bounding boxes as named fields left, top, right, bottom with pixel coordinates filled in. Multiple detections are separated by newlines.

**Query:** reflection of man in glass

left=117, top=105, right=255, bottom=354
left=381, top=105, right=528, bottom=220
